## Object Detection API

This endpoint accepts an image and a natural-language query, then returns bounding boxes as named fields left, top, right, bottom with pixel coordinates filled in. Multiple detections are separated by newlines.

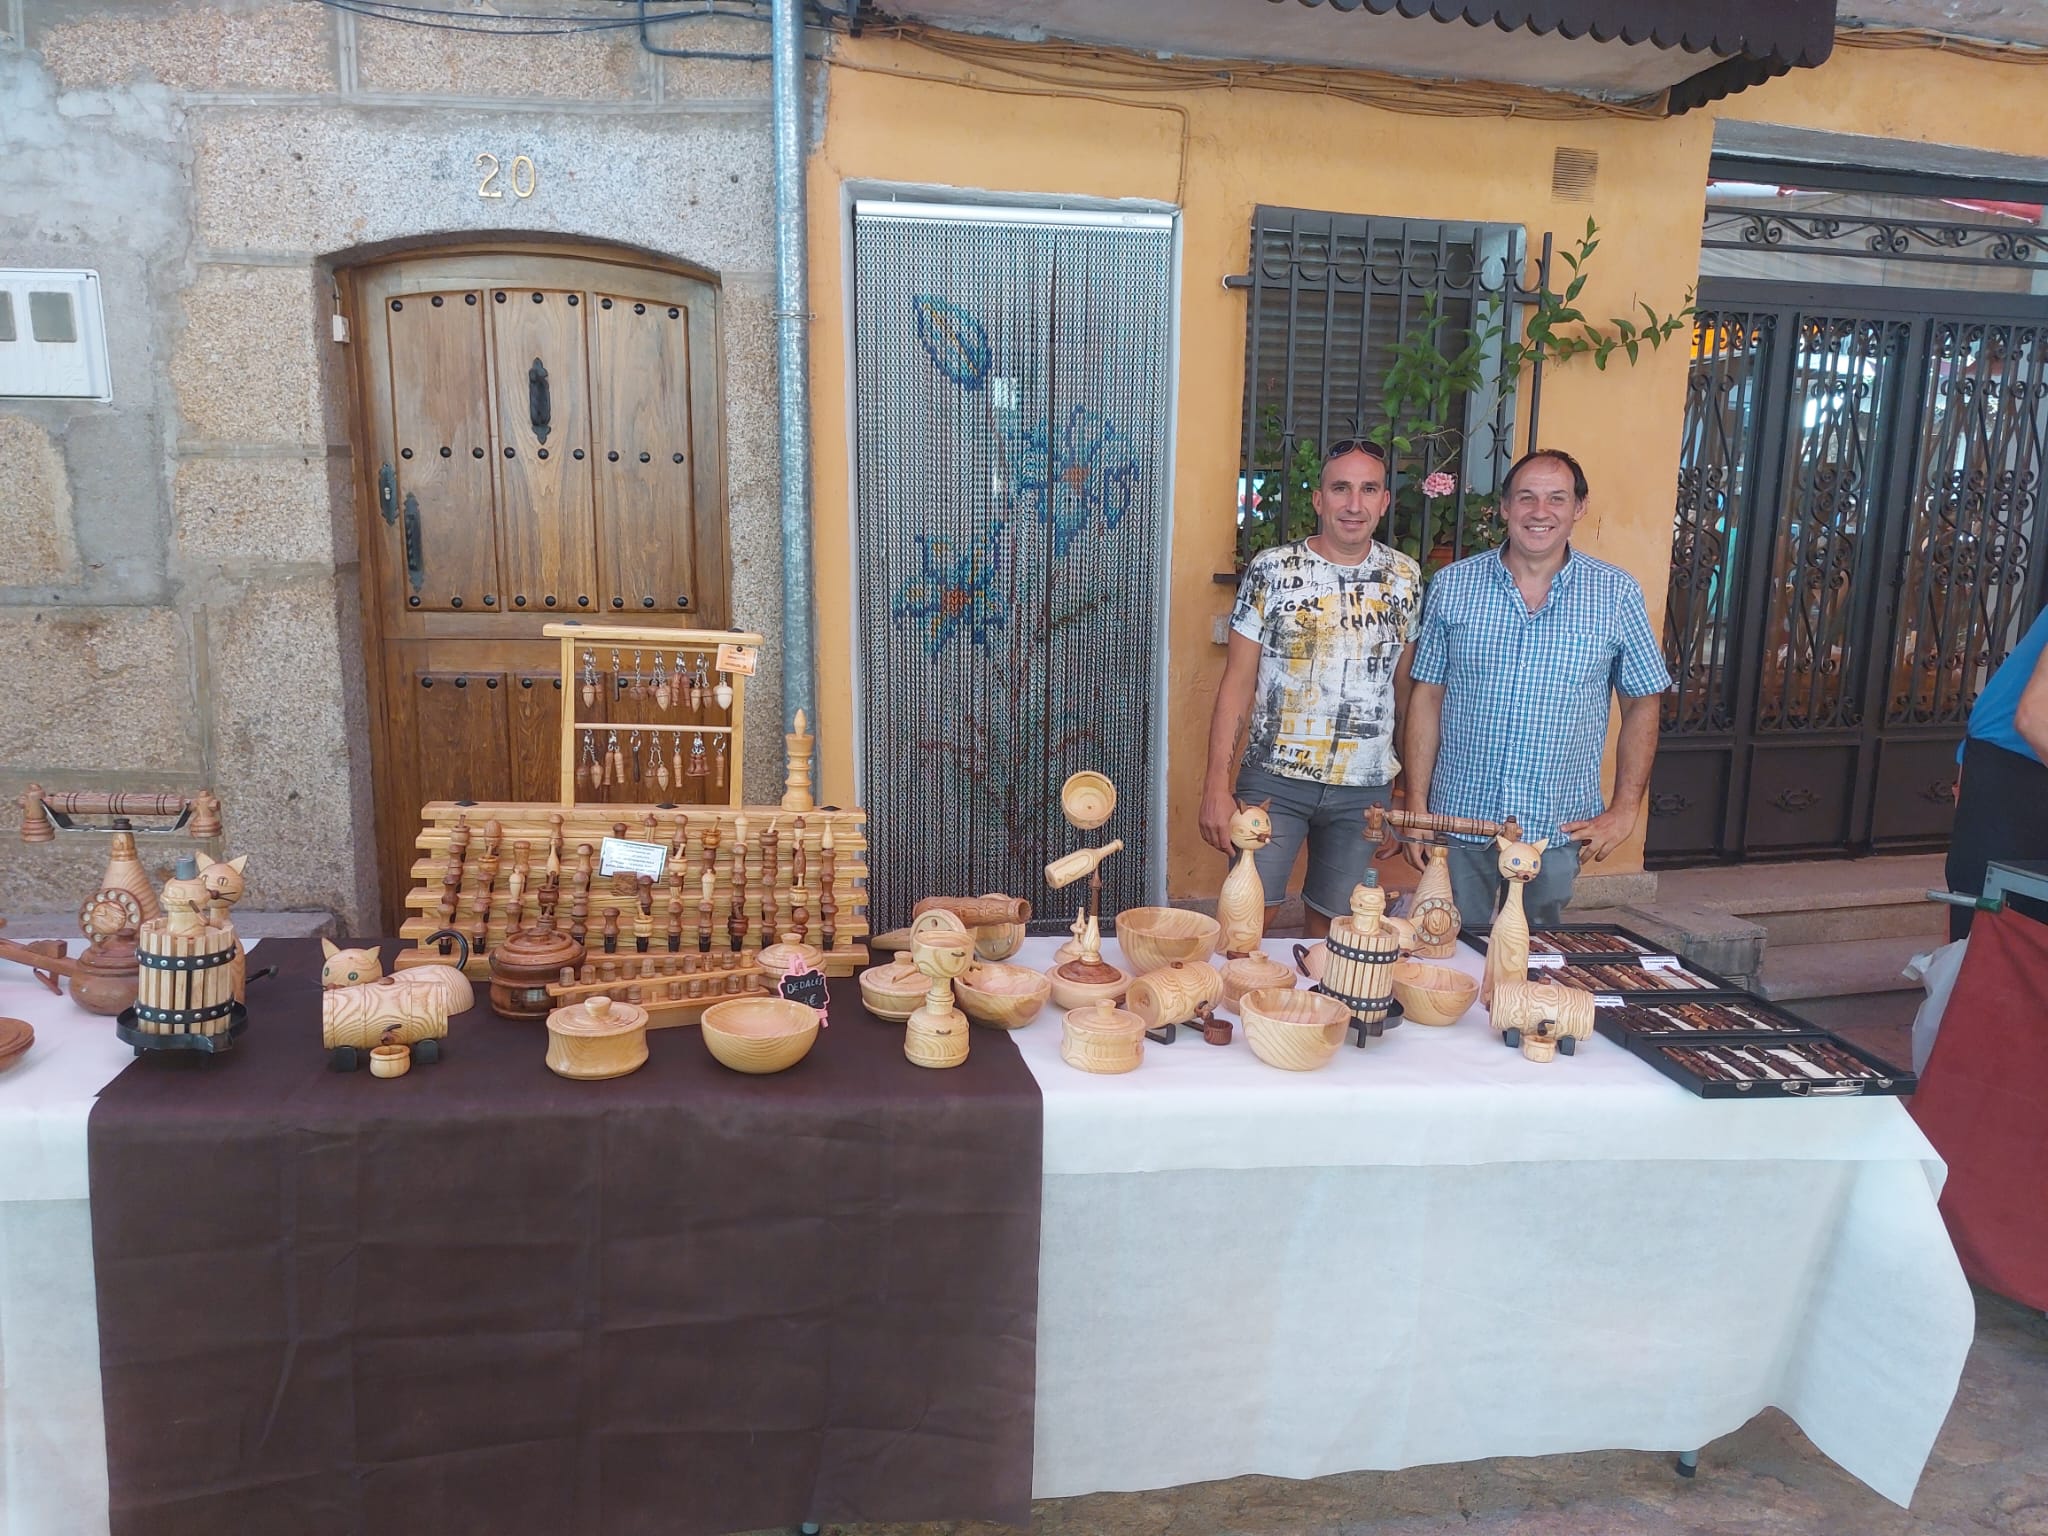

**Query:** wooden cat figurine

left=197, top=852, right=250, bottom=1000
left=321, top=936, right=472, bottom=1014
left=1480, top=832, right=1547, bottom=1008
left=1217, top=800, right=1272, bottom=958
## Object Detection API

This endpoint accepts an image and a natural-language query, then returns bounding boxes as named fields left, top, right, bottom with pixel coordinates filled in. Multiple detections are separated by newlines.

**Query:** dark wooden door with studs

left=345, top=246, right=729, bottom=929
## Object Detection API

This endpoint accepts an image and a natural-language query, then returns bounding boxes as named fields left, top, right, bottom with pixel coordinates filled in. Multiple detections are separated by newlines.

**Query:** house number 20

left=476, top=153, right=539, bottom=200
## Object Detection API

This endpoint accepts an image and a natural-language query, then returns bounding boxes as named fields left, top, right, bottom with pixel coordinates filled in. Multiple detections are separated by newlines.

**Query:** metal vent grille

left=1551, top=147, right=1599, bottom=202
left=851, top=201, right=1174, bottom=932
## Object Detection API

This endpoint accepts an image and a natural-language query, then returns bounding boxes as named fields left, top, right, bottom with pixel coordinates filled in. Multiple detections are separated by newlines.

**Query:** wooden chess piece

left=782, top=709, right=815, bottom=813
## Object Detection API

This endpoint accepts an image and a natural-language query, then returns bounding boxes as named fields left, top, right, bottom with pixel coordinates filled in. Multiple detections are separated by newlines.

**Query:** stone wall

left=0, top=0, right=792, bottom=930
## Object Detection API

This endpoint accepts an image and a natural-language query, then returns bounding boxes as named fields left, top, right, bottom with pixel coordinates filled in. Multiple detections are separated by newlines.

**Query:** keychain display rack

left=548, top=621, right=754, bottom=808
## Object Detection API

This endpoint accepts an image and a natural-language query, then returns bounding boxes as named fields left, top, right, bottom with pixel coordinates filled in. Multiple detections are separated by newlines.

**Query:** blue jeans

left=1234, top=763, right=1393, bottom=919
left=1446, top=836, right=1582, bottom=930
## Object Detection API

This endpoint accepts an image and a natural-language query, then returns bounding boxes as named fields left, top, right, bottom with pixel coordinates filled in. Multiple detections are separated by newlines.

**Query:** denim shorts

left=1233, top=762, right=1394, bottom=918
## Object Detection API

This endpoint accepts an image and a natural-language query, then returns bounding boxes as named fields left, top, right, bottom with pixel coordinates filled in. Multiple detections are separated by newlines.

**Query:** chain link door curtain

left=853, top=202, right=1175, bottom=931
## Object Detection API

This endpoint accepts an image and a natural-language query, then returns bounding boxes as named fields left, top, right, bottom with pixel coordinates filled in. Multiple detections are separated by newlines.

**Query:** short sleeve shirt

left=1408, top=546, right=1672, bottom=841
left=1229, top=539, right=1423, bottom=787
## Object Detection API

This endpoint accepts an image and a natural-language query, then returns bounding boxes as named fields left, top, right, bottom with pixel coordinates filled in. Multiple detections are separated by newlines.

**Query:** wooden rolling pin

left=911, top=894, right=1033, bottom=926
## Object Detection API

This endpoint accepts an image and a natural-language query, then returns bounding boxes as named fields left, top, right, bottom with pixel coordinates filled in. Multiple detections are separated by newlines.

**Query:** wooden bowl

left=1390, top=960, right=1479, bottom=1027
left=701, top=996, right=820, bottom=1074
left=1116, top=907, right=1221, bottom=973
left=0, top=1016, right=33, bottom=1070
left=859, top=960, right=925, bottom=1021
left=975, top=922, right=1025, bottom=961
left=1060, top=770, right=1117, bottom=831
left=1218, top=953, right=1295, bottom=1012
left=369, top=1042, right=412, bottom=1079
left=955, top=963, right=1051, bottom=1029
left=1239, top=986, right=1350, bottom=1072
left=756, top=942, right=825, bottom=980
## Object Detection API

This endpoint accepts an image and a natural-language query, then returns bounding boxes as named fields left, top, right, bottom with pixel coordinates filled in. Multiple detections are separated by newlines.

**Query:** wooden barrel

left=134, top=916, right=238, bottom=1036
left=1315, top=915, right=1399, bottom=1035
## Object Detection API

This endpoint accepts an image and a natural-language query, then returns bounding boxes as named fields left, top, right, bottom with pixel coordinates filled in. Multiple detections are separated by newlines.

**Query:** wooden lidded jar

left=1060, top=999, right=1147, bottom=1075
left=490, top=913, right=584, bottom=1019
left=545, top=994, right=649, bottom=1080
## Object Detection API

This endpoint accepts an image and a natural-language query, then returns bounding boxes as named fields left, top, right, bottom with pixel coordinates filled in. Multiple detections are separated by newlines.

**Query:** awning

left=1277, top=0, right=1838, bottom=110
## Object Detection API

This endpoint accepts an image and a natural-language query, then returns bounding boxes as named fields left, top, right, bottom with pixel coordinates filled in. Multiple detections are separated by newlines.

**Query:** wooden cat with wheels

left=1217, top=801, right=1272, bottom=958
left=321, top=937, right=473, bottom=1016
left=1480, top=832, right=1547, bottom=1008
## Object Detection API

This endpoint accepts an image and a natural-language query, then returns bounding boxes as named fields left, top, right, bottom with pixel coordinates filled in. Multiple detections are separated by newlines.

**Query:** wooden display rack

left=400, top=622, right=869, bottom=980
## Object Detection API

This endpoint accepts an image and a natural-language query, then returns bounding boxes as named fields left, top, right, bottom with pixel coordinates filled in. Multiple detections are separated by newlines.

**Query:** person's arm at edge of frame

left=1200, top=631, right=1264, bottom=855
left=2014, top=640, right=2048, bottom=763
left=1561, top=693, right=1660, bottom=863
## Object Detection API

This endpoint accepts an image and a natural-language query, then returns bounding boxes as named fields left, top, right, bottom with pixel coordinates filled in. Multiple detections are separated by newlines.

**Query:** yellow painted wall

left=805, top=31, right=2041, bottom=903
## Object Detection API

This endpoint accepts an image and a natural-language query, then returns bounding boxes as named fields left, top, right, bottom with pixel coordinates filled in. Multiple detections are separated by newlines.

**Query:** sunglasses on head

left=1321, top=438, right=1388, bottom=466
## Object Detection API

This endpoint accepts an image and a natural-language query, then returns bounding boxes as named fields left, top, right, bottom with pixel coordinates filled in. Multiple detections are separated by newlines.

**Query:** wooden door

left=346, top=247, right=728, bottom=930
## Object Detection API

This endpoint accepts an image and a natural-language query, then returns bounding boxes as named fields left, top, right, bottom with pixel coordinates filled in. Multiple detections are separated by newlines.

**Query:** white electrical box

left=0, top=270, right=112, bottom=401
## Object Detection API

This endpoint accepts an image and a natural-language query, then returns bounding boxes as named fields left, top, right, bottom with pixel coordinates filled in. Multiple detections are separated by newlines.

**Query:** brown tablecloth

left=88, top=939, right=1041, bottom=1536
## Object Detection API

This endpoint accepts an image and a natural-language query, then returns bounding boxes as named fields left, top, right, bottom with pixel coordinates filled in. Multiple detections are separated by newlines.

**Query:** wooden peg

left=698, top=869, right=714, bottom=955
left=820, top=826, right=837, bottom=955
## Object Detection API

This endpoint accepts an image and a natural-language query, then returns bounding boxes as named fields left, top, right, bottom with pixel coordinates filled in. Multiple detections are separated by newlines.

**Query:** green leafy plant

left=1238, top=217, right=1692, bottom=574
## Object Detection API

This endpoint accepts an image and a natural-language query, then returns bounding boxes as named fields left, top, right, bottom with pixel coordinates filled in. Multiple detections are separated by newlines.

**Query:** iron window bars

left=1226, top=206, right=1551, bottom=574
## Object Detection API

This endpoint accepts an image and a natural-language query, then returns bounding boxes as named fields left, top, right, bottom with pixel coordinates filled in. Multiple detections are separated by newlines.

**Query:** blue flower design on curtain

left=913, top=296, right=992, bottom=391
left=1007, top=403, right=1144, bottom=558
left=891, top=525, right=1009, bottom=658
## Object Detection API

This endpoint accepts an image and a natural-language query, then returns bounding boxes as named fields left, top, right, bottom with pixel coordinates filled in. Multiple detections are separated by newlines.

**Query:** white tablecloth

left=0, top=936, right=1972, bottom=1531
left=1006, top=934, right=1972, bottom=1509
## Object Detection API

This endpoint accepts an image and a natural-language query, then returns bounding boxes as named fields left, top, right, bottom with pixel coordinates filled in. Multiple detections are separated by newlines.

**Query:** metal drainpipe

left=771, top=0, right=816, bottom=747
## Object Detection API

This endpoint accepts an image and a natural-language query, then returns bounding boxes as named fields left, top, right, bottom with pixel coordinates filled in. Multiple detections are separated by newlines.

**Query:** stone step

left=1752, top=898, right=1949, bottom=948
left=1756, top=933, right=1932, bottom=1003
left=1654, top=853, right=1947, bottom=917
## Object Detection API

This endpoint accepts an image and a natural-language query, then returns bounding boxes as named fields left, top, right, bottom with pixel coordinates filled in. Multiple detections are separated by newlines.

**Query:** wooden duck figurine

left=1217, top=800, right=1272, bottom=958
left=1480, top=832, right=1548, bottom=1008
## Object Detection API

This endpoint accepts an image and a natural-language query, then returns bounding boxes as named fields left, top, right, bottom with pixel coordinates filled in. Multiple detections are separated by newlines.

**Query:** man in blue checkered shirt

left=1402, top=449, right=1672, bottom=926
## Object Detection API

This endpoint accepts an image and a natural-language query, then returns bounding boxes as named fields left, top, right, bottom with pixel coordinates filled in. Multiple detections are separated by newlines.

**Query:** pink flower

left=1421, top=471, right=1457, bottom=498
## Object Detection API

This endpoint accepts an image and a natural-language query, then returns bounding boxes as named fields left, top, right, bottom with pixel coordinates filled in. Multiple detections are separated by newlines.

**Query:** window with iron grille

left=1232, top=207, right=1527, bottom=571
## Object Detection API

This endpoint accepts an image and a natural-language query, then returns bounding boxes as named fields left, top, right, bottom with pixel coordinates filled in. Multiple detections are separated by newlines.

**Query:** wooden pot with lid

left=490, top=896, right=585, bottom=1020
left=545, top=993, right=649, bottom=1080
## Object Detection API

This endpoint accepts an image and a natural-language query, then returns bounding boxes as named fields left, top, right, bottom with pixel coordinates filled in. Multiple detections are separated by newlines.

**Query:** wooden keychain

left=581, top=650, right=598, bottom=709
left=687, top=731, right=709, bottom=779
left=654, top=736, right=670, bottom=791
left=604, top=730, right=625, bottom=788
left=653, top=653, right=671, bottom=711
left=714, top=663, right=734, bottom=713
left=689, top=655, right=706, bottom=713
left=578, top=731, right=600, bottom=791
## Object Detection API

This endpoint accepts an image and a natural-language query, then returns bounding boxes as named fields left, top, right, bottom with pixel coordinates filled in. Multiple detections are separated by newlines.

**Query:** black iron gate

left=1650, top=279, right=2048, bottom=863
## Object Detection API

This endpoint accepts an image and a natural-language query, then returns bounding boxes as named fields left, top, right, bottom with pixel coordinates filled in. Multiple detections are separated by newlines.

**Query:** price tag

left=1527, top=952, right=1566, bottom=969
left=1640, top=955, right=1684, bottom=972
left=598, top=836, right=668, bottom=882
left=1593, top=994, right=1626, bottom=1008
left=716, top=643, right=758, bottom=677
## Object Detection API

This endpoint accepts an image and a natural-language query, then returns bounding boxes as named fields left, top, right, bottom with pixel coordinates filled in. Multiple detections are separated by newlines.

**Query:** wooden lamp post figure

left=1042, top=771, right=1133, bottom=1007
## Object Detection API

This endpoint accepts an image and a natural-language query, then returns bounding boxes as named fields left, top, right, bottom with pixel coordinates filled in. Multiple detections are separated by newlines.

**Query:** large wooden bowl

left=701, top=996, right=820, bottom=1074
left=955, top=963, right=1051, bottom=1029
left=1239, top=986, right=1350, bottom=1072
left=859, top=960, right=925, bottom=1021
left=1391, top=960, right=1480, bottom=1027
left=1116, top=907, right=1221, bottom=973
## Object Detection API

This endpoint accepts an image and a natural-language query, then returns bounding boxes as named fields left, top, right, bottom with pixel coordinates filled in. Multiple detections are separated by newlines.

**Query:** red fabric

left=1910, top=905, right=2048, bottom=1309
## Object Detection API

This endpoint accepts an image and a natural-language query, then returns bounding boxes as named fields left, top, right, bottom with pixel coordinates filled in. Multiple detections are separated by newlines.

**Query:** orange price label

left=716, top=643, right=758, bottom=677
